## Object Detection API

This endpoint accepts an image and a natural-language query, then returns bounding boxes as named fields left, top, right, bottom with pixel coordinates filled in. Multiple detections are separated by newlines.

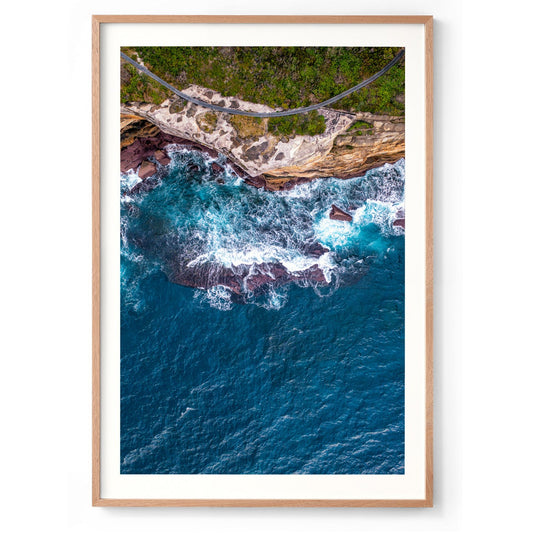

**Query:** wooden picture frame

left=93, top=15, right=433, bottom=507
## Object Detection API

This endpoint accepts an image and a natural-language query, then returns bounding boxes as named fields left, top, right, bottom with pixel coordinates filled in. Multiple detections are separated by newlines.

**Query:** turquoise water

left=120, top=149, right=405, bottom=474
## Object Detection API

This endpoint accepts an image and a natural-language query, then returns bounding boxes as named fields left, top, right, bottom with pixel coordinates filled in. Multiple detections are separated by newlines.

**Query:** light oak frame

left=92, top=15, right=433, bottom=508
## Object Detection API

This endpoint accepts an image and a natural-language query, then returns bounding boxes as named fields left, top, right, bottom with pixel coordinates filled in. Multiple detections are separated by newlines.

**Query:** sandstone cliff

left=121, top=84, right=404, bottom=190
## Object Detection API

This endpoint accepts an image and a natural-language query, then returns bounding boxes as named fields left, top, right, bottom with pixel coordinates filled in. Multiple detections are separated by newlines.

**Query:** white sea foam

left=188, top=244, right=334, bottom=280
left=254, top=287, right=289, bottom=310
left=314, top=195, right=404, bottom=250
left=204, top=285, right=234, bottom=311
left=353, top=200, right=404, bottom=236
left=279, top=179, right=321, bottom=199
left=121, top=154, right=405, bottom=310
left=314, top=214, right=355, bottom=249
left=120, top=169, right=142, bottom=192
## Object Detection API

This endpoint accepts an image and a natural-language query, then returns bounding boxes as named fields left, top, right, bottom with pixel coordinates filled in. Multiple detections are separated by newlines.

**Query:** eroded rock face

left=262, top=114, right=405, bottom=189
left=120, top=114, right=161, bottom=149
left=120, top=127, right=248, bottom=177
left=120, top=135, right=175, bottom=173
left=121, top=84, right=404, bottom=185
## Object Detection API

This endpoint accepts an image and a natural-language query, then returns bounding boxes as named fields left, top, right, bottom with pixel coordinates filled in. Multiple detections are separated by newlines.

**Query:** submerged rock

left=329, top=204, right=353, bottom=222
left=130, top=177, right=160, bottom=195
left=187, top=163, right=200, bottom=173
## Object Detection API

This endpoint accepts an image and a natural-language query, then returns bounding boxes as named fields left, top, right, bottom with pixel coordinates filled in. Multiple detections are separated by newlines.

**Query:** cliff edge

left=121, top=85, right=404, bottom=190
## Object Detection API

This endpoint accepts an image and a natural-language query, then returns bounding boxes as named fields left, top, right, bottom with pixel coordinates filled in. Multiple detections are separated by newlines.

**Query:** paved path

left=120, top=50, right=404, bottom=118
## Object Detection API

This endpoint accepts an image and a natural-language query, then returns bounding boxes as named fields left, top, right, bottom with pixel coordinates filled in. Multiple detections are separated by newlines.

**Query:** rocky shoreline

left=121, top=82, right=404, bottom=191
left=121, top=116, right=262, bottom=185
left=120, top=110, right=405, bottom=238
left=121, top=114, right=405, bottom=194
left=120, top=117, right=319, bottom=192
left=120, top=113, right=405, bottom=294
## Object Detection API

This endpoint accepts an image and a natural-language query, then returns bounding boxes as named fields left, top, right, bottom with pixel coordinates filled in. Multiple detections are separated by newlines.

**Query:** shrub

left=229, top=115, right=266, bottom=138
left=196, top=112, right=218, bottom=133
left=120, top=46, right=405, bottom=132
left=268, top=110, right=326, bottom=137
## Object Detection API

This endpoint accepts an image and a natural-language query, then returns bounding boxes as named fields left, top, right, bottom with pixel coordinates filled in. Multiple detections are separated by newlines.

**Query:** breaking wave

left=120, top=147, right=406, bottom=475
left=120, top=147, right=404, bottom=309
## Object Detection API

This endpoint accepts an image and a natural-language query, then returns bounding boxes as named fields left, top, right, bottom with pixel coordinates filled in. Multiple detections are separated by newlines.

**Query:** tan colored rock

left=196, top=111, right=218, bottom=133
left=120, top=85, right=404, bottom=187
left=120, top=115, right=161, bottom=149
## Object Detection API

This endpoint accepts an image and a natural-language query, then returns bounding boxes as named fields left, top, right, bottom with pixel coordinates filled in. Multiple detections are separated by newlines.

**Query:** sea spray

left=120, top=147, right=405, bottom=309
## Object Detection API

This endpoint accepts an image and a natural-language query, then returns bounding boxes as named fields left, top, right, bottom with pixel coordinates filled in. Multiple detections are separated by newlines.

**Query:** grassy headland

left=121, top=46, right=404, bottom=137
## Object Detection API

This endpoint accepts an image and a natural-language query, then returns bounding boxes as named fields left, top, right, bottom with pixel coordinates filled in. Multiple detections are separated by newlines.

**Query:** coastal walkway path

left=120, top=50, right=404, bottom=118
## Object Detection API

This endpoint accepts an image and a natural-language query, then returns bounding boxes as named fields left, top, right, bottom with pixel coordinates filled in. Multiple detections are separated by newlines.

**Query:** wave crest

left=121, top=151, right=405, bottom=309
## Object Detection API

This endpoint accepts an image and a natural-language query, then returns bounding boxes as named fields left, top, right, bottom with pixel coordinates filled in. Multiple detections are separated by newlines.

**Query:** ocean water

left=120, top=148, right=405, bottom=474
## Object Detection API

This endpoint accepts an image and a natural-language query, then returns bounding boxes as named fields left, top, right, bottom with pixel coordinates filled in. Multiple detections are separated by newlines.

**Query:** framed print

left=93, top=15, right=433, bottom=507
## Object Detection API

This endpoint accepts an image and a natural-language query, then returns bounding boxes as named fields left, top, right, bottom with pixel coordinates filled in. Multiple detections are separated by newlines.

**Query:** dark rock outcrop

left=154, top=149, right=171, bottom=165
left=304, top=242, right=330, bottom=257
left=243, top=263, right=326, bottom=292
left=121, top=135, right=176, bottom=173
left=210, top=162, right=224, bottom=174
left=166, top=261, right=328, bottom=295
left=329, top=205, right=353, bottom=222
left=138, top=160, right=157, bottom=179
left=130, top=177, right=160, bottom=195
left=121, top=125, right=221, bottom=174
left=393, top=218, right=405, bottom=229
left=244, top=174, right=267, bottom=189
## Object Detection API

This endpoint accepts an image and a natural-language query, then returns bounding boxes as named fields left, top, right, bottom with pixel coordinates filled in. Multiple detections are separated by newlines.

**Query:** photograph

left=4, top=1, right=533, bottom=531
left=118, top=45, right=407, bottom=476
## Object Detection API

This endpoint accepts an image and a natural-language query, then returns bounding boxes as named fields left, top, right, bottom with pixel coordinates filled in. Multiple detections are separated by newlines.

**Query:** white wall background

left=1, top=1, right=531, bottom=531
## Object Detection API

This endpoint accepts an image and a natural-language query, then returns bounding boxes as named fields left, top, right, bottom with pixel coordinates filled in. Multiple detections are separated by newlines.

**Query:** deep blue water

left=120, top=148, right=405, bottom=474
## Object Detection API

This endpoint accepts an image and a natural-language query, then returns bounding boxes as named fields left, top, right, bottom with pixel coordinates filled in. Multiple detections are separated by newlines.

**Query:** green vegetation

left=347, top=119, right=374, bottom=136
left=349, top=120, right=372, bottom=130
left=268, top=110, right=326, bottom=137
left=121, top=46, right=404, bottom=136
left=169, top=98, right=187, bottom=114
left=196, top=111, right=218, bottom=133
left=120, top=62, right=171, bottom=105
left=229, top=115, right=266, bottom=138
